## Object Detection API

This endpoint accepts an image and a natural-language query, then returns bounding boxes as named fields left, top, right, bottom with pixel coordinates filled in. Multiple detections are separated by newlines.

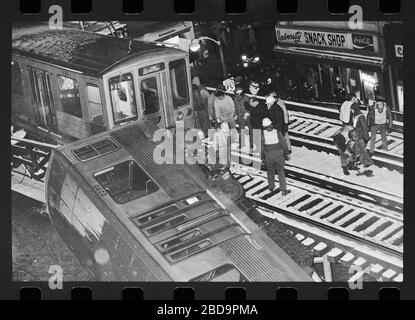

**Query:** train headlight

left=177, top=112, right=184, bottom=120
left=186, top=108, right=192, bottom=117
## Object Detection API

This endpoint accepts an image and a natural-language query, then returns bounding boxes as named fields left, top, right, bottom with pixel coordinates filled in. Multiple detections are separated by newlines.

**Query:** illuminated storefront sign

left=351, top=33, right=374, bottom=51
left=275, top=27, right=375, bottom=52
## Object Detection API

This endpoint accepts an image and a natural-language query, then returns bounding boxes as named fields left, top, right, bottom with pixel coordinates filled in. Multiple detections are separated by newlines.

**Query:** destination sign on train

left=139, top=62, right=165, bottom=76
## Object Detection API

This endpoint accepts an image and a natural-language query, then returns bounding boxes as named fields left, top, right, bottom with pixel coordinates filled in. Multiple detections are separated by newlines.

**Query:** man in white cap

left=261, top=117, right=290, bottom=195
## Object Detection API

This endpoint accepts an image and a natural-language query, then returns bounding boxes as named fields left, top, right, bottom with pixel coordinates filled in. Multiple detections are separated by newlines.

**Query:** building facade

left=273, top=21, right=403, bottom=120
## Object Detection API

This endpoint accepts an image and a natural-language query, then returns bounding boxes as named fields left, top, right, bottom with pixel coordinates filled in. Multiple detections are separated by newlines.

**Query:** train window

left=169, top=59, right=190, bottom=108
left=72, top=138, right=119, bottom=161
left=86, top=84, right=104, bottom=125
left=134, top=205, right=178, bottom=226
left=72, top=187, right=107, bottom=241
left=58, top=76, right=82, bottom=118
left=190, top=264, right=246, bottom=282
left=140, top=77, right=160, bottom=115
left=146, top=215, right=188, bottom=235
left=169, top=239, right=211, bottom=261
left=109, top=73, right=138, bottom=124
left=159, top=229, right=202, bottom=250
left=11, top=61, right=23, bottom=96
left=94, top=160, right=159, bottom=204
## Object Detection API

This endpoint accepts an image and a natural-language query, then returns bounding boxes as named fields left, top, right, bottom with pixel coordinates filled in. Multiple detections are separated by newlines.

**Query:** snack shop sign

left=276, top=27, right=374, bottom=51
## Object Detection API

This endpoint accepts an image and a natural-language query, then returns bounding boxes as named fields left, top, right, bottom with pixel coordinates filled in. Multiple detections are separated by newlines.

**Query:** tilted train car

left=11, top=24, right=195, bottom=200
left=45, top=120, right=311, bottom=281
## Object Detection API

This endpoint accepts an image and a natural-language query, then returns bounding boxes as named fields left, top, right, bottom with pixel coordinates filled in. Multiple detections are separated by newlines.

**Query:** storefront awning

left=274, top=45, right=384, bottom=70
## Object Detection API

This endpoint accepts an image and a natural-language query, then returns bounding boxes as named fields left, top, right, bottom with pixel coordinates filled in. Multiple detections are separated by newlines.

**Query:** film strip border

left=16, top=0, right=402, bottom=18
left=19, top=285, right=401, bottom=300
left=4, top=0, right=411, bottom=301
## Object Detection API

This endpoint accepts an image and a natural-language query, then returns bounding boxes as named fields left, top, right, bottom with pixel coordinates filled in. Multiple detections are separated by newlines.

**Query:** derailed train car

left=45, top=120, right=311, bottom=281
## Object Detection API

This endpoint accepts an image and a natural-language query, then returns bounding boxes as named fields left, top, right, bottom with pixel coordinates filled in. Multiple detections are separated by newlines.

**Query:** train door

left=28, top=67, right=57, bottom=132
left=138, top=63, right=172, bottom=129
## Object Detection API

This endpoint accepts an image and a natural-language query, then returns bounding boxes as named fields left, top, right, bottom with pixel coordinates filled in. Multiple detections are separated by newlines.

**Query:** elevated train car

left=11, top=24, right=195, bottom=199
left=46, top=120, right=311, bottom=281
left=12, top=24, right=194, bottom=143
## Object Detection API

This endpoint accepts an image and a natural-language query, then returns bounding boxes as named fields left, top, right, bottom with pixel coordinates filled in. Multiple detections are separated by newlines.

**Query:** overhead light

left=241, top=55, right=248, bottom=61
left=254, top=56, right=260, bottom=62
left=243, top=62, right=249, bottom=68
left=189, top=40, right=201, bottom=52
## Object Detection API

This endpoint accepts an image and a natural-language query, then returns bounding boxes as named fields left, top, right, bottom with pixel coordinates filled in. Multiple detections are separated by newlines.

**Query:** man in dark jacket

left=350, top=103, right=373, bottom=167
left=247, top=96, right=267, bottom=150
left=192, top=76, right=210, bottom=136
left=265, top=96, right=286, bottom=135
left=261, top=118, right=290, bottom=195
left=233, top=86, right=250, bottom=129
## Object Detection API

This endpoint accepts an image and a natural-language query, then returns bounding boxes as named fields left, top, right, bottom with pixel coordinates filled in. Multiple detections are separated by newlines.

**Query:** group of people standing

left=333, top=93, right=393, bottom=175
left=192, top=76, right=292, bottom=195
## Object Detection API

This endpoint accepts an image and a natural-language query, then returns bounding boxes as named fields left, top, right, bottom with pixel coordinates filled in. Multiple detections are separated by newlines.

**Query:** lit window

left=169, top=59, right=190, bottom=108
left=109, top=73, right=138, bottom=124
left=72, top=138, right=119, bottom=161
left=140, top=77, right=160, bottom=115
left=86, top=84, right=104, bottom=125
left=58, top=75, right=82, bottom=118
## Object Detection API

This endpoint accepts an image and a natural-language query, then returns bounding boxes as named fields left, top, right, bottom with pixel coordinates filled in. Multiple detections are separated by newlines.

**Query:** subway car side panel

left=45, top=150, right=171, bottom=281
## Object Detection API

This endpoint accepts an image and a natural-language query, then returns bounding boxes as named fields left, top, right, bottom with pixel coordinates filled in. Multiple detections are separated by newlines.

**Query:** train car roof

left=53, top=121, right=311, bottom=281
left=12, top=23, right=182, bottom=76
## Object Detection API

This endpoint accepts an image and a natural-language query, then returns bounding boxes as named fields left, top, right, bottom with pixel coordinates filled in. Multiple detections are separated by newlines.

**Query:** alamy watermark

left=152, top=122, right=263, bottom=168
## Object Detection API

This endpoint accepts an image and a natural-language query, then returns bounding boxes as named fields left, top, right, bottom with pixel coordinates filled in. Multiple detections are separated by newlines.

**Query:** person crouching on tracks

left=350, top=103, right=374, bottom=168
left=332, top=125, right=359, bottom=175
left=261, top=118, right=291, bottom=195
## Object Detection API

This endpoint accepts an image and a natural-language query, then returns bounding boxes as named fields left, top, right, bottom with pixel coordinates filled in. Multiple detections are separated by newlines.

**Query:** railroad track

left=288, top=112, right=403, bottom=172
left=231, top=162, right=403, bottom=261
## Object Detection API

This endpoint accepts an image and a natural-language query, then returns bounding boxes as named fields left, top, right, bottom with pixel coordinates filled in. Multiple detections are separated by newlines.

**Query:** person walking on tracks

left=367, top=95, right=393, bottom=155
left=261, top=118, right=291, bottom=195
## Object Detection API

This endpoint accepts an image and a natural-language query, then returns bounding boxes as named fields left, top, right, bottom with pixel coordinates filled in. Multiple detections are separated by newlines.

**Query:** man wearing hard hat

left=261, top=117, right=291, bottom=195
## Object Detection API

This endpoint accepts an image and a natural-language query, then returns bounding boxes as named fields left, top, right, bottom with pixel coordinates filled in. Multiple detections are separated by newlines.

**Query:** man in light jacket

left=367, top=95, right=393, bottom=154
left=261, top=117, right=291, bottom=195
left=214, top=89, right=236, bottom=128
